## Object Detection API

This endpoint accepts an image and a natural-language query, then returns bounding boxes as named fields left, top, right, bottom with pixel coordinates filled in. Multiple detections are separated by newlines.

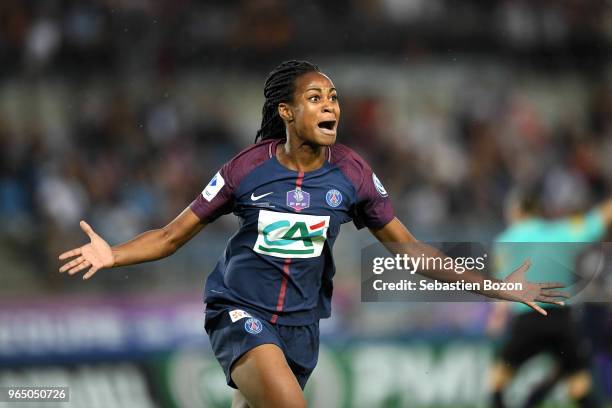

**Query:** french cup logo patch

left=286, top=188, right=310, bottom=211
left=253, top=210, right=329, bottom=259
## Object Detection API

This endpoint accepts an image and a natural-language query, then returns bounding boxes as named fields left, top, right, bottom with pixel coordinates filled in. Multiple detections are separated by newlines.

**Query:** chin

left=312, top=130, right=337, bottom=146
left=299, top=129, right=337, bottom=147
left=317, top=135, right=336, bottom=146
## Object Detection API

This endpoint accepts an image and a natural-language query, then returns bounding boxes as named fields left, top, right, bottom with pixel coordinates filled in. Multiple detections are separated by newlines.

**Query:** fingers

left=83, top=266, right=99, bottom=280
left=59, top=247, right=82, bottom=261
left=516, top=258, right=531, bottom=275
left=540, top=281, right=566, bottom=289
left=525, top=301, right=547, bottom=316
left=59, top=222, right=95, bottom=261
left=58, top=257, right=98, bottom=279
left=59, top=256, right=85, bottom=273
left=535, top=296, right=565, bottom=306
left=507, top=258, right=531, bottom=280
left=80, top=220, right=97, bottom=239
left=541, top=290, right=570, bottom=299
left=67, top=260, right=91, bottom=275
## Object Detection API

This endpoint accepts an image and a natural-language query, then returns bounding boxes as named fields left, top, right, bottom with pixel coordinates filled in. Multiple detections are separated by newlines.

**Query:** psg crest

left=325, top=189, right=342, bottom=207
left=286, top=187, right=310, bottom=211
left=244, top=318, right=263, bottom=334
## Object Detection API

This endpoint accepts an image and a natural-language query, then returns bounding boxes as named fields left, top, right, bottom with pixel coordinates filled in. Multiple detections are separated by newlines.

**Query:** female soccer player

left=59, top=60, right=567, bottom=408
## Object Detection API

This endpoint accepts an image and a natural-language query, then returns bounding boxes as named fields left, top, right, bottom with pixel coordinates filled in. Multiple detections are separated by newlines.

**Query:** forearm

left=382, top=241, right=504, bottom=299
left=372, top=218, right=510, bottom=299
left=111, top=228, right=177, bottom=267
left=372, top=218, right=560, bottom=314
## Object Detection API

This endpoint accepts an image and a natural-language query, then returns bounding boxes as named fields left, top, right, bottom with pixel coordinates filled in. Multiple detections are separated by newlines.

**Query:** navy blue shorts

left=204, top=303, right=320, bottom=389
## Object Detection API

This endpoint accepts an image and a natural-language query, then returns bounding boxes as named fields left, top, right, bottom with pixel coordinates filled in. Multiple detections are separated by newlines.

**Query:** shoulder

left=226, top=139, right=276, bottom=169
left=329, top=143, right=373, bottom=184
left=329, top=143, right=391, bottom=200
left=222, top=139, right=276, bottom=186
left=330, top=143, right=371, bottom=170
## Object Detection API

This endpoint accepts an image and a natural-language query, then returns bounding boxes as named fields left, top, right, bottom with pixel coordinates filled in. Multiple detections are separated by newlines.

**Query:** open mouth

left=317, top=120, right=337, bottom=134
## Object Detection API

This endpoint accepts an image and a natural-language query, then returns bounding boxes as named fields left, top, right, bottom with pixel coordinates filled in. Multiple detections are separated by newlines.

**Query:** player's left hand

left=498, top=259, right=570, bottom=316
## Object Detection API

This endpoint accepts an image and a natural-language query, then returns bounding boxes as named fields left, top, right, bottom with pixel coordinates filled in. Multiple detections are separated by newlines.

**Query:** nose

left=322, top=102, right=335, bottom=114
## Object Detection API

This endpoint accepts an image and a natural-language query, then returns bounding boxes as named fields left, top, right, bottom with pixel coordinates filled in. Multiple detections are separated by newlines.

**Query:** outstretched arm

left=370, top=217, right=568, bottom=315
left=59, top=207, right=205, bottom=280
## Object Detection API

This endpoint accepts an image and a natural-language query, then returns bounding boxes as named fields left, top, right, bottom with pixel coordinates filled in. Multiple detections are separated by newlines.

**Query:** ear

left=278, top=103, right=294, bottom=122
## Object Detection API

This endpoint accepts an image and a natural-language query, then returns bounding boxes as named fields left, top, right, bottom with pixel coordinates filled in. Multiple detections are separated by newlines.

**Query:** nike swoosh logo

left=251, top=192, right=273, bottom=201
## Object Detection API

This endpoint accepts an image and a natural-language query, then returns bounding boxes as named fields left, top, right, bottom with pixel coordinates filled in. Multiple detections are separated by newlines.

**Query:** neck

left=276, top=134, right=327, bottom=172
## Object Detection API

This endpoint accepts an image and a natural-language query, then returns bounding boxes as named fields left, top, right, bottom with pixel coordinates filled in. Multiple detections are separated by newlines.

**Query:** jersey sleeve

left=549, top=209, right=606, bottom=242
left=189, top=161, right=235, bottom=223
left=331, top=144, right=395, bottom=230
left=189, top=140, right=274, bottom=223
left=351, top=164, right=395, bottom=230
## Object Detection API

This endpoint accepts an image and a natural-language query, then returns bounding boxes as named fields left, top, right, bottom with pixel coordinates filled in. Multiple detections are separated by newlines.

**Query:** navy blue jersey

left=190, top=139, right=394, bottom=325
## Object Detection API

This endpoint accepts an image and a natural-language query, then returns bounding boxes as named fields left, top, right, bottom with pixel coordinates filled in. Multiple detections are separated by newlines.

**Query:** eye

left=330, top=94, right=338, bottom=102
left=309, top=95, right=320, bottom=102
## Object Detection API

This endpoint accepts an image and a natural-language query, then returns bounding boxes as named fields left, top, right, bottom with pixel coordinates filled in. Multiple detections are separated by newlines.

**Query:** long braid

left=255, top=60, right=320, bottom=142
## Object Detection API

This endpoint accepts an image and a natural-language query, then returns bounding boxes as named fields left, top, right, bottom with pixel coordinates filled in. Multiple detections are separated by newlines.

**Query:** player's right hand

left=58, top=220, right=114, bottom=280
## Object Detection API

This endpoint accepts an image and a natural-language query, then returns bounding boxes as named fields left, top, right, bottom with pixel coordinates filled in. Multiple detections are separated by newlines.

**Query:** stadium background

left=1, top=0, right=612, bottom=407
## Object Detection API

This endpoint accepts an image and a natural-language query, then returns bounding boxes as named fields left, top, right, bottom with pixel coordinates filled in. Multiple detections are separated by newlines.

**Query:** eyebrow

left=305, top=87, right=337, bottom=92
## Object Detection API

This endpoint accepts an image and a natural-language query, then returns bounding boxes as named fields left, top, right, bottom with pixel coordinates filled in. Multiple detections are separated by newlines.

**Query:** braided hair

left=255, top=60, right=320, bottom=142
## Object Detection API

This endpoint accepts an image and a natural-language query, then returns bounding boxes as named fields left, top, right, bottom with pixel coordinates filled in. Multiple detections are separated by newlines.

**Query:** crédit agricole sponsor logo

left=254, top=210, right=330, bottom=258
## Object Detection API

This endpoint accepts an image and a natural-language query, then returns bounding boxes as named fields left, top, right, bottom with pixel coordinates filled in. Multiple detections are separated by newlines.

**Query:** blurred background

left=1, top=0, right=612, bottom=407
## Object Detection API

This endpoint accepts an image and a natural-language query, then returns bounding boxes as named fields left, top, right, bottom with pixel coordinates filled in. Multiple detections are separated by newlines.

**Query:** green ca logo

left=254, top=210, right=329, bottom=259
left=259, top=220, right=326, bottom=255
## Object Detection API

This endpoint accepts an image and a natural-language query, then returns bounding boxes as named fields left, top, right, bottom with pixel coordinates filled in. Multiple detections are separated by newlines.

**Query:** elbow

left=161, top=227, right=179, bottom=255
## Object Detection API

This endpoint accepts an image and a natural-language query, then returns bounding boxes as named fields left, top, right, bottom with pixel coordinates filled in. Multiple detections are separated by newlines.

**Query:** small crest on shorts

left=325, top=189, right=342, bottom=207
left=244, top=317, right=263, bottom=334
